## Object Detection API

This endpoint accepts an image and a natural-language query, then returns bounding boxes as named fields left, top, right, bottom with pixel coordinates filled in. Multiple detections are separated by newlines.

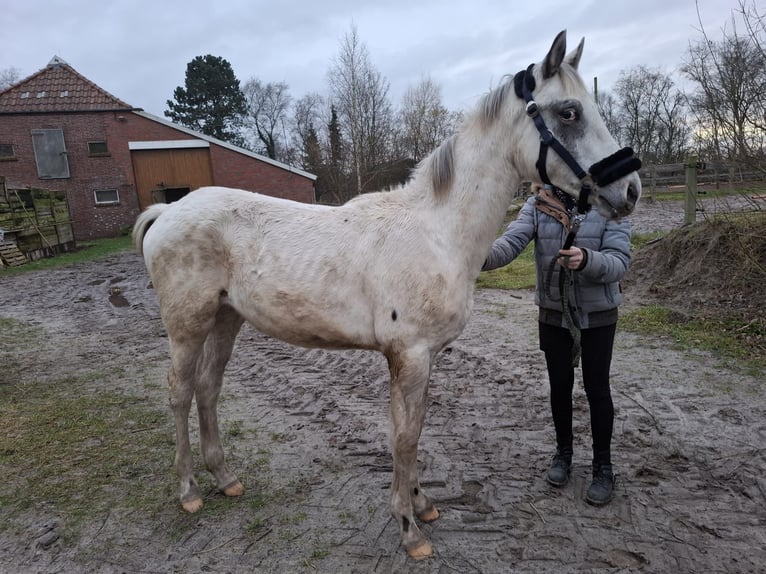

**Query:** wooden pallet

left=0, top=241, right=27, bottom=267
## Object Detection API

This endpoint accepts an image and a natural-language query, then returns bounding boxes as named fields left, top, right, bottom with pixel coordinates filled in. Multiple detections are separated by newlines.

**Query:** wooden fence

left=0, top=177, right=76, bottom=266
left=641, top=159, right=764, bottom=225
left=639, top=160, right=762, bottom=195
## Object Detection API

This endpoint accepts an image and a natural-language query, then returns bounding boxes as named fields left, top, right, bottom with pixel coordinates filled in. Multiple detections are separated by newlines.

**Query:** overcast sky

left=2, top=0, right=742, bottom=117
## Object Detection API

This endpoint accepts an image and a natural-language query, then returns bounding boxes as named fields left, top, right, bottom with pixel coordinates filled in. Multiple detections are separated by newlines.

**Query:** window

left=0, top=144, right=15, bottom=161
left=94, top=189, right=119, bottom=205
left=31, top=129, right=70, bottom=179
left=87, top=141, right=109, bottom=156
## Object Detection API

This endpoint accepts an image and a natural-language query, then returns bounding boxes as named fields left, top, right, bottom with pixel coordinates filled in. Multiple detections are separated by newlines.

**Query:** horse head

left=512, top=30, right=642, bottom=219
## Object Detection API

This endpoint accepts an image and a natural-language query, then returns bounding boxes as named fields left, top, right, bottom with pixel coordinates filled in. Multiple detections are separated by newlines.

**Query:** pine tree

left=165, top=55, right=247, bottom=145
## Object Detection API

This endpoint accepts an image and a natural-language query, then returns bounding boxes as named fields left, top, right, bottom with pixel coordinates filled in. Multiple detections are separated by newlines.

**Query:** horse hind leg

left=167, top=337, right=207, bottom=513
left=164, top=292, right=238, bottom=513
left=387, top=345, right=439, bottom=560
left=195, top=305, right=245, bottom=498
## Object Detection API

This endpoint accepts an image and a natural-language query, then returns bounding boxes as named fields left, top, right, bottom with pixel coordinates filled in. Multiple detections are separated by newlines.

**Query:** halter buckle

left=525, top=101, right=539, bottom=118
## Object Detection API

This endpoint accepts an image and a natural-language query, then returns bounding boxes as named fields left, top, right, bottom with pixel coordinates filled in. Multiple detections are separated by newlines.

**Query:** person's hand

left=558, top=247, right=585, bottom=270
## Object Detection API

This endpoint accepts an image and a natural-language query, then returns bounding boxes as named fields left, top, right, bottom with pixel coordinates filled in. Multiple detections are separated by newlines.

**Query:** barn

left=0, top=57, right=317, bottom=240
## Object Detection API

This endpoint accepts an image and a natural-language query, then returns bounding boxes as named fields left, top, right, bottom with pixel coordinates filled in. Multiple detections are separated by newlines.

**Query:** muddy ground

left=0, top=197, right=765, bottom=573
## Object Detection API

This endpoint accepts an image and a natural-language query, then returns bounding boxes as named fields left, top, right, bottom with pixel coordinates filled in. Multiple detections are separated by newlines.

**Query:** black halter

left=513, top=64, right=641, bottom=217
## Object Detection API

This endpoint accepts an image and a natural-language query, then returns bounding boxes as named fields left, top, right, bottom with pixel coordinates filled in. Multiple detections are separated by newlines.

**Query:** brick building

left=0, top=57, right=316, bottom=240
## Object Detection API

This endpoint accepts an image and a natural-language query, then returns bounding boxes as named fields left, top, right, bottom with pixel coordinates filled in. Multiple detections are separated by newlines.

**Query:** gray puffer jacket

left=483, top=190, right=632, bottom=329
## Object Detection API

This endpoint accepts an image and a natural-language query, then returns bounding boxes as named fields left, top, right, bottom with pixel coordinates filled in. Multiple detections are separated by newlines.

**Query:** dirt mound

left=624, top=212, right=766, bottom=319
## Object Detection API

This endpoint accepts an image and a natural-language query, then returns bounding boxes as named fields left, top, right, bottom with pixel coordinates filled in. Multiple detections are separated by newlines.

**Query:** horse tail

left=132, top=203, right=170, bottom=256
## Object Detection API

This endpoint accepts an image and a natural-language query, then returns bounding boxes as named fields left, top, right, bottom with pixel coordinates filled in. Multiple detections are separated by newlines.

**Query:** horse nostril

left=627, top=183, right=639, bottom=205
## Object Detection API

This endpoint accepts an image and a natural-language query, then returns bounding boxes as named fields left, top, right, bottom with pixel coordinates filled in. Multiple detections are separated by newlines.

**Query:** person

left=483, top=183, right=631, bottom=505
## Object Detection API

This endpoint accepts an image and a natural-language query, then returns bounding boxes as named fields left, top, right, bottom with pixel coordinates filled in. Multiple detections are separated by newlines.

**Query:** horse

left=132, top=30, right=641, bottom=560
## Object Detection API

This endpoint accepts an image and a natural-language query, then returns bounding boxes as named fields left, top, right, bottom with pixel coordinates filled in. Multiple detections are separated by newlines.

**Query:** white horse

left=133, top=31, right=641, bottom=560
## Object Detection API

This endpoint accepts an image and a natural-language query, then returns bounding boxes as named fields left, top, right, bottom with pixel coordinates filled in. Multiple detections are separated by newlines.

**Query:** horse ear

left=565, top=37, right=585, bottom=70
left=542, top=30, right=567, bottom=79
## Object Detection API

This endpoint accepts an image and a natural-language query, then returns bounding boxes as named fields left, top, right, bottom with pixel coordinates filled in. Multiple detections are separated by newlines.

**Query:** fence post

left=685, top=155, right=698, bottom=225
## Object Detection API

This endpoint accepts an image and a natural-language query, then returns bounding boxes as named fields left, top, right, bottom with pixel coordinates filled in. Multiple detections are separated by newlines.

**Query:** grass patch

left=477, top=242, right=536, bottom=290
left=620, top=305, right=766, bottom=375
left=0, top=376, right=175, bottom=541
left=0, top=317, right=44, bottom=347
left=0, top=315, right=174, bottom=542
left=0, top=235, right=133, bottom=277
left=631, top=231, right=666, bottom=250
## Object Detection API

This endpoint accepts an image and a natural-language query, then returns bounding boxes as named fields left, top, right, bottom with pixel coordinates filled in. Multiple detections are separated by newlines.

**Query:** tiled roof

left=0, top=56, right=136, bottom=113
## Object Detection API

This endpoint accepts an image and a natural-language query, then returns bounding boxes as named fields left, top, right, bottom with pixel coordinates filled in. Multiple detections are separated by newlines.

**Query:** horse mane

left=478, top=76, right=515, bottom=127
left=421, top=75, right=515, bottom=197
left=429, top=136, right=456, bottom=196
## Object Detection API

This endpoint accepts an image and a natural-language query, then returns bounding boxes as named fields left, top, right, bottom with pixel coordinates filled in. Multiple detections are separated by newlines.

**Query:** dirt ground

left=1, top=197, right=765, bottom=573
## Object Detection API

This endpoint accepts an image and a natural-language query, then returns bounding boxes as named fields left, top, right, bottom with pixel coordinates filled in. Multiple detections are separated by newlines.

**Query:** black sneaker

left=546, top=447, right=573, bottom=487
left=586, top=463, right=615, bottom=506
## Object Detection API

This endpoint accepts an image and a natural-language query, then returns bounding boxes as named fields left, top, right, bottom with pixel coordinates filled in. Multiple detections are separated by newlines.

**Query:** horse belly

left=230, top=290, right=378, bottom=351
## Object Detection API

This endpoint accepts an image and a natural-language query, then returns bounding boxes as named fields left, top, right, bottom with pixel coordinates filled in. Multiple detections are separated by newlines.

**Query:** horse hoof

left=406, top=541, right=433, bottom=561
left=223, top=481, right=245, bottom=497
left=418, top=506, right=440, bottom=523
left=181, top=497, right=203, bottom=513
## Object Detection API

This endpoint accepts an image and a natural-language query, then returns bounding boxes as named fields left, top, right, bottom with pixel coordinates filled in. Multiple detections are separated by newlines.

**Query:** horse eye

left=560, top=108, right=579, bottom=122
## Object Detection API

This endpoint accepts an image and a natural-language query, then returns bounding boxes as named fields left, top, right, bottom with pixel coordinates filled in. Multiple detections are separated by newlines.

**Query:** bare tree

left=614, top=66, right=689, bottom=163
left=292, top=93, right=325, bottom=168
left=328, top=24, right=395, bottom=197
left=596, top=90, right=623, bottom=145
left=396, top=76, right=459, bottom=164
left=242, top=79, right=292, bottom=160
left=655, top=88, right=690, bottom=163
left=0, top=67, right=21, bottom=91
left=684, top=1, right=766, bottom=169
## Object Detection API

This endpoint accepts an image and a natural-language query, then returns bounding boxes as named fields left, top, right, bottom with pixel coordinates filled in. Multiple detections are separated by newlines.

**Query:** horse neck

left=426, top=125, right=521, bottom=275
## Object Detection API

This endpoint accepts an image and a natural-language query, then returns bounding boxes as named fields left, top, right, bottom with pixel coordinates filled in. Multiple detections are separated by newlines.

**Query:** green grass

left=0, top=315, right=170, bottom=541
left=0, top=375, right=175, bottom=541
left=0, top=235, right=133, bottom=276
left=620, top=305, right=766, bottom=375
left=476, top=242, right=536, bottom=290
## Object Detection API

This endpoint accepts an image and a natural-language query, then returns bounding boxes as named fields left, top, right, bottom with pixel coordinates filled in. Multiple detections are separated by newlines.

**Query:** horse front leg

left=196, top=307, right=245, bottom=498
left=387, top=345, right=439, bottom=560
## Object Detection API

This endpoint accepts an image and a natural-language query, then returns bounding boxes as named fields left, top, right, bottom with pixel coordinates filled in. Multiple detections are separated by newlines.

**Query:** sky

left=1, top=0, right=744, bottom=118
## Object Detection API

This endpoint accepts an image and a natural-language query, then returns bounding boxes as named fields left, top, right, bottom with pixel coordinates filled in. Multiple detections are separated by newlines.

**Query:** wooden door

left=131, top=147, right=213, bottom=210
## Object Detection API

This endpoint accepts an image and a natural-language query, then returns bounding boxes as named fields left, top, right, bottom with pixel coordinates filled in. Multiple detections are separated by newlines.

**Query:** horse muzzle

left=589, top=147, right=642, bottom=219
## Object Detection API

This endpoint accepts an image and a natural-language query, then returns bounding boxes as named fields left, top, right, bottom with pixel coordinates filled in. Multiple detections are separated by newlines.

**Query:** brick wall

left=0, top=111, right=316, bottom=239
left=1, top=112, right=138, bottom=239
left=208, top=145, right=315, bottom=203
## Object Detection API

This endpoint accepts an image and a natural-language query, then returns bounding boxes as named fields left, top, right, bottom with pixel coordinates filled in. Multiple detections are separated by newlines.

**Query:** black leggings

left=539, top=321, right=616, bottom=464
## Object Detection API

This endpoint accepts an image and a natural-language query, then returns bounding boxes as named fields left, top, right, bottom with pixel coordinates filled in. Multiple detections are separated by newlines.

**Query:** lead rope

left=560, top=259, right=581, bottom=367
left=561, top=211, right=587, bottom=368
left=543, top=209, right=586, bottom=368
left=542, top=253, right=580, bottom=367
